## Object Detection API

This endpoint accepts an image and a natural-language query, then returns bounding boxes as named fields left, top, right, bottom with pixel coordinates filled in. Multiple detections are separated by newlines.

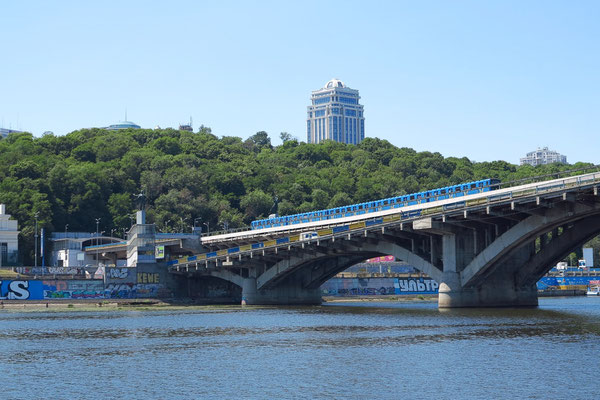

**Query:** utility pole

left=34, top=212, right=39, bottom=268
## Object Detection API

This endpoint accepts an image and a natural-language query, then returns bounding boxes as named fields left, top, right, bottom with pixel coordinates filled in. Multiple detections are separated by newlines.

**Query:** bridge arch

left=461, top=203, right=600, bottom=288
left=255, top=237, right=441, bottom=292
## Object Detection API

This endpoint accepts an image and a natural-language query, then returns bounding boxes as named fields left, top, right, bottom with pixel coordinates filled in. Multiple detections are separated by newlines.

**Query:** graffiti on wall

left=137, top=272, right=159, bottom=284
left=106, top=268, right=131, bottom=280
left=321, top=277, right=440, bottom=296
left=1, top=280, right=106, bottom=300
left=395, top=278, right=438, bottom=294
left=43, top=280, right=105, bottom=299
left=1, top=269, right=169, bottom=300
left=104, top=283, right=167, bottom=299
left=0, top=280, right=43, bottom=300
left=16, top=267, right=82, bottom=275
left=321, top=278, right=396, bottom=296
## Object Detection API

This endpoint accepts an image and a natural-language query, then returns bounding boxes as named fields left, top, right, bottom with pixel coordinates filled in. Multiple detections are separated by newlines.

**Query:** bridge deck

left=169, top=170, right=600, bottom=270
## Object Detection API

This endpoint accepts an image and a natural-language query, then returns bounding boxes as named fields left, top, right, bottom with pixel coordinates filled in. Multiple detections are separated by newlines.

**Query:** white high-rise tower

left=307, top=79, right=365, bottom=144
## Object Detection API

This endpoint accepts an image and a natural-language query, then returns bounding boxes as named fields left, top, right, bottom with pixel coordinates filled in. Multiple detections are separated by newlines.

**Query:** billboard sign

left=155, top=245, right=165, bottom=259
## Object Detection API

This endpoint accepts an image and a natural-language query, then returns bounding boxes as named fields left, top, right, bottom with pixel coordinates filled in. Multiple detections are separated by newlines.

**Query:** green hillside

left=0, top=128, right=592, bottom=264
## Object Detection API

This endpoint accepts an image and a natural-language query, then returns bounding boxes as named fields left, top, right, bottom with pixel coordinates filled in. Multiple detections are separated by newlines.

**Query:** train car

left=250, top=178, right=501, bottom=230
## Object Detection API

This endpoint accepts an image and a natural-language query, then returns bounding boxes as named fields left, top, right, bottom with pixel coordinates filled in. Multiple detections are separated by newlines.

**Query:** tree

left=245, top=131, right=272, bottom=151
left=240, top=189, right=273, bottom=222
left=280, top=132, right=294, bottom=142
left=328, top=192, right=352, bottom=208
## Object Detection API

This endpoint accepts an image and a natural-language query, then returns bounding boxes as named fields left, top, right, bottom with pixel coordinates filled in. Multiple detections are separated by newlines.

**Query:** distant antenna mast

left=190, top=116, right=193, bottom=129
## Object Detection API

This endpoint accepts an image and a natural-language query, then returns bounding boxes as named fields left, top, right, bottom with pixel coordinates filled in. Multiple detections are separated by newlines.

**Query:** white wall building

left=0, top=204, right=19, bottom=266
left=307, top=79, right=365, bottom=144
left=50, top=232, right=124, bottom=267
left=520, top=147, right=567, bottom=166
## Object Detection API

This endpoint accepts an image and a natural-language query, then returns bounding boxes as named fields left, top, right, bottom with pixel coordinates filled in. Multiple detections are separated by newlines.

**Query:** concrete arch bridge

left=169, top=171, right=600, bottom=307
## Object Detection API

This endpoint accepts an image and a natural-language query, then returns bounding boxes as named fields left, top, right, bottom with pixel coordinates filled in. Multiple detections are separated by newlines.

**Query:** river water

left=1, top=297, right=599, bottom=399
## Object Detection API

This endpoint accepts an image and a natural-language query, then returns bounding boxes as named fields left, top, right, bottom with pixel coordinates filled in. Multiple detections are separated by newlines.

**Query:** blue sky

left=1, top=1, right=598, bottom=164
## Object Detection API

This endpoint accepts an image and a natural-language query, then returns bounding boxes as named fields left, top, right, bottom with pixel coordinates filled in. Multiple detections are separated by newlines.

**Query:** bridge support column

left=438, top=275, right=538, bottom=308
left=241, top=278, right=322, bottom=305
left=437, top=233, right=538, bottom=308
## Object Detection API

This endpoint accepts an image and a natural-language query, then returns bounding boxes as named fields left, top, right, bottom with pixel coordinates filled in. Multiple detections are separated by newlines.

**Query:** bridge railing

left=496, top=164, right=600, bottom=190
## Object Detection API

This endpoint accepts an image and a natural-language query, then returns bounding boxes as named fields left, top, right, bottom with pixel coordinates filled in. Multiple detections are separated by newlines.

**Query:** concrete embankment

left=0, top=298, right=210, bottom=311
left=323, top=294, right=438, bottom=302
left=538, top=289, right=586, bottom=297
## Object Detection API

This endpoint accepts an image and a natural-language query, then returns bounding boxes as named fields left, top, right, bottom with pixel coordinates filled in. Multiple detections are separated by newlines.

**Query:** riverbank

left=0, top=295, right=441, bottom=311
left=0, top=298, right=232, bottom=312
left=323, top=294, right=437, bottom=302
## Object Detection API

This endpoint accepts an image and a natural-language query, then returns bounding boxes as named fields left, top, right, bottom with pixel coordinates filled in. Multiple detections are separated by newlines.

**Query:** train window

left=470, top=183, right=476, bottom=189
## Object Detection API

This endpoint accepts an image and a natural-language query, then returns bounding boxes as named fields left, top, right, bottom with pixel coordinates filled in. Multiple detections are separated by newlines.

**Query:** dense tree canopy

left=0, top=128, right=595, bottom=264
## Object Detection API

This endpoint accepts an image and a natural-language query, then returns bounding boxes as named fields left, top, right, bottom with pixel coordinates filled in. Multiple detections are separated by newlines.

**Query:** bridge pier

left=436, top=229, right=538, bottom=308
left=241, top=278, right=322, bottom=305
left=438, top=271, right=538, bottom=308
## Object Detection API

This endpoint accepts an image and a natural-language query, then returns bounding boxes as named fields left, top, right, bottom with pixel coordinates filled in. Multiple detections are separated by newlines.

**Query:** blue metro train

left=251, top=178, right=501, bottom=230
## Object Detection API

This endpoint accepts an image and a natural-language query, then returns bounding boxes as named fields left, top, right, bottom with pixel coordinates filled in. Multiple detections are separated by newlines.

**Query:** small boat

left=587, top=280, right=600, bottom=296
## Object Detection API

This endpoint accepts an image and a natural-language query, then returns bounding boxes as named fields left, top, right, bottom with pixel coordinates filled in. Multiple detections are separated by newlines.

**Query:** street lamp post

left=95, top=218, right=100, bottom=267
left=180, top=217, right=189, bottom=233
left=34, top=212, right=39, bottom=268
left=203, top=222, right=210, bottom=236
